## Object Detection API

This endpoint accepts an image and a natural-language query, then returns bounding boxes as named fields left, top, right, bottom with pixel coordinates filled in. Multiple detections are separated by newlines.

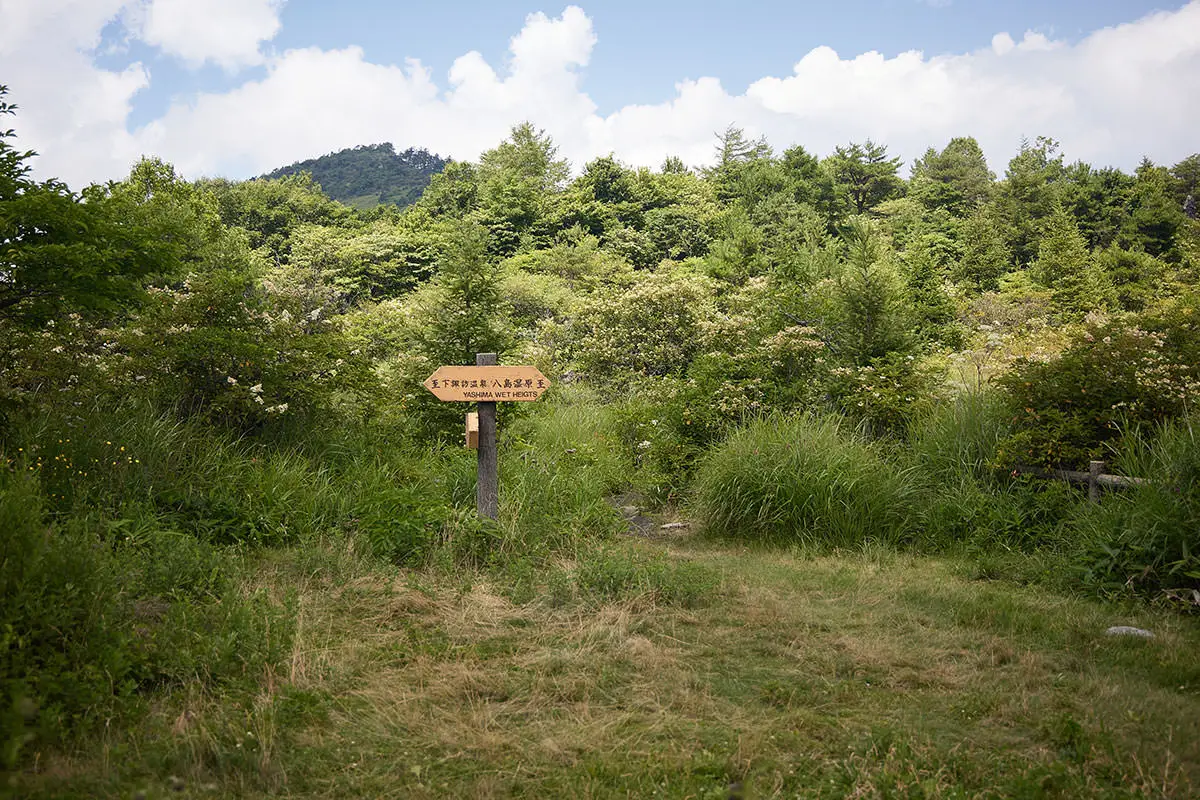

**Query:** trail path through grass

left=19, top=535, right=1200, bottom=799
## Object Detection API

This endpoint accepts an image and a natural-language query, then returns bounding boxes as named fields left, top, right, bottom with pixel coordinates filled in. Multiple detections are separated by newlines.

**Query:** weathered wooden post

left=423, top=356, right=550, bottom=520
left=476, top=352, right=499, bottom=519
left=1088, top=460, right=1105, bottom=504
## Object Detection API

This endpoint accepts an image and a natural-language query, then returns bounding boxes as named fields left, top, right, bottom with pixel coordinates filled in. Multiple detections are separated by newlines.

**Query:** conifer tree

left=1032, top=206, right=1114, bottom=316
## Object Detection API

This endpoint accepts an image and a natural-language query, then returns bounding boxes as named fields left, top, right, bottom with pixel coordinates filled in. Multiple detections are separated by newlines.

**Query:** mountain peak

left=261, top=144, right=447, bottom=210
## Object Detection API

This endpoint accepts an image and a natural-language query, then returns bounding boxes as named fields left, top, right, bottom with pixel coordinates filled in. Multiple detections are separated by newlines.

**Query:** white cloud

left=135, top=6, right=602, bottom=180
left=0, top=0, right=148, bottom=183
left=136, top=0, right=284, bottom=70
left=2, top=2, right=1200, bottom=188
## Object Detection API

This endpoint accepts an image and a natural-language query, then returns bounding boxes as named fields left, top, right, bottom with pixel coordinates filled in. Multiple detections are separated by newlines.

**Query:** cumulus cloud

left=2, top=2, right=1199, bottom=187
left=135, top=0, right=284, bottom=70
left=0, top=0, right=148, bottom=183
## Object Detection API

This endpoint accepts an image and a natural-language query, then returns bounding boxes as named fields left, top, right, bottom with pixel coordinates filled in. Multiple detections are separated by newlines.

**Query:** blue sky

left=2, top=1, right=1197, bottom=186
left=101, top=1, right=1173, bottom=127
left=270, top=0, right=1169, bottom=110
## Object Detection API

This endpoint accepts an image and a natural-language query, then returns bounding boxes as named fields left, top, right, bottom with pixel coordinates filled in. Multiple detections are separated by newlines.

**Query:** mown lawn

left=16, top=535, right=1200, bottom=799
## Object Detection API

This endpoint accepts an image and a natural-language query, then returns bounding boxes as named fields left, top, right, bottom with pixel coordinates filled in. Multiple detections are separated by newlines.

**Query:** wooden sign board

left=424, top=365, right=550, bottom=402
left=465, top=412, right=479, bottom=449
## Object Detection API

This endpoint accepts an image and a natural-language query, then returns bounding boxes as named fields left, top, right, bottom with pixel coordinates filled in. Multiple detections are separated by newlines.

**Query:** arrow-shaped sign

left=424, top=365, right=550, bottom=402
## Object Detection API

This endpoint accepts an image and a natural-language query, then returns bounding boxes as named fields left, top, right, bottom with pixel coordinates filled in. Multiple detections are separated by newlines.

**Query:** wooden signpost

left=424, top=354, right=550, bottom=519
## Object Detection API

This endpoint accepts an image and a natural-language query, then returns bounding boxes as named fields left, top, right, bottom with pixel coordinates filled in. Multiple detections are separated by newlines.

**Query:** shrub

left=905, top=393, right=1080, bottom=552
left=608, top=381, right=707, bottom=503
left=571, top=272, right=715, bottom=381
left=824, top=352, right=942, bottom=438
left=0, top=463, right=292, bottom=769
left=694, top=414, right=917, bottom=547
left=996, top=319, right=1200, bottom=470
left=349, top=467, right=451, bottom=564
left=913, top=476, right=1080, bottom=553
left=0, top=469, right=131, bottom=768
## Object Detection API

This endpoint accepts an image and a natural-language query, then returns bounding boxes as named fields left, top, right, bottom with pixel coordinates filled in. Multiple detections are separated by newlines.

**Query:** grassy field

left=13, top=528, right=1200, bottom=800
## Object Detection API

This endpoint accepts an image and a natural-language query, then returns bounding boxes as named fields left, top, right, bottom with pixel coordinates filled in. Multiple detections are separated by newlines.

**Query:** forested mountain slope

left=261, top=142, right=447, bottom=209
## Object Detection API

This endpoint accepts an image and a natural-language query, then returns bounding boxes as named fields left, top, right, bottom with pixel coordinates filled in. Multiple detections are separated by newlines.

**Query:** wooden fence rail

left=1013, top=460, right=1148, bottom=503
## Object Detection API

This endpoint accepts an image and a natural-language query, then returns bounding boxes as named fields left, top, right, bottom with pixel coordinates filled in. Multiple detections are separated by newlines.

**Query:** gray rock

left=628, top=515, right=655, bottom=535
left=1105, top=625, right=1154, bottom=638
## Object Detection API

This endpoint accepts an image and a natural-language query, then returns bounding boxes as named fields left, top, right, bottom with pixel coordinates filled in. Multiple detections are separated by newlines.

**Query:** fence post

left=1088, top=460, right=1105, bottom=504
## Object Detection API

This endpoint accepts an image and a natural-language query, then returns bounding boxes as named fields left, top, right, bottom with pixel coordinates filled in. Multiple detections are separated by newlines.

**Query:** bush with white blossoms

left=121, top=259, right=375, bottom=431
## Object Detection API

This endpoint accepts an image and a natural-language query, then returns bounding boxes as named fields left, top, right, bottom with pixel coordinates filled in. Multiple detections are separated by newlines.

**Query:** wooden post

left=1088, top=460, right=1105, bottom=504
left=476, top=353, right=499, bottom=519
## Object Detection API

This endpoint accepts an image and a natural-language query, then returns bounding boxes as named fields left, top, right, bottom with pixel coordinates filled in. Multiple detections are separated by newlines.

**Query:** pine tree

left=1032, top=207, right=1114, bottom=316
left=953, top=207, right=1012, bottom=292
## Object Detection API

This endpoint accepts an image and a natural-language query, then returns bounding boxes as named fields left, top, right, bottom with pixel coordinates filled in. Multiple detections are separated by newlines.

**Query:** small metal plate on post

left=465, top=412, right=479, bottom=450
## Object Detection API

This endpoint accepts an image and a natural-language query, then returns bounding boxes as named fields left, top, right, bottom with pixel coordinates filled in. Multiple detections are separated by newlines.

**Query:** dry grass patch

left=11, top=538, right=1200, bottom=798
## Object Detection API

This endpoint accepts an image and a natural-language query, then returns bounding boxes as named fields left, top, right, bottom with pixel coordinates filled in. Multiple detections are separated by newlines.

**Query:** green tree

left=288, top=220, right=438, bottom=302
left=708, top=124, right=772, bottom=203
left=909, top=136, right=993, bottom=215
left=994, top=136, right=1065, bottom=265
left=577, top=155, right=639, bottom=205
left=1119, top=158, right=1186, bottom=260
left=1031, top=206, right=1113, bottom=317
left=903, top=232, right=962, bottom=347
left=832, top=217, right=913, bottom=363
left=780, top=144, right=823, bottom=206
left=1059, top=162, right=1135, bottom=251
left=475, top=123, right=569, bottom=254
left=1096, top=245, right=1170, bottom=312
left=417, top=161, right=479, bottom=219
left=661, top=155, right=689, bottom=174
left=706, top=208, right=768, bottom=285
left=645, top=205, right=712, bottom=262
left=414, top=221, right=509, bottom=367
left=952, top=206, right=1013, bottom=292
left=824, top=140, right=904, bottom=215
left=1170, top=153, right=1200, bottom=209
left=203, top=172, right=350, bottom=263
left=0, top=89, right=164, bottom=330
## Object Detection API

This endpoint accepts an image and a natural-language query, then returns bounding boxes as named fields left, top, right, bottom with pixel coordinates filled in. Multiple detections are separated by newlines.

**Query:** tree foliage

left=0, top=88, right=166, bottom=330
left=262, top=142, right=447, bottom=209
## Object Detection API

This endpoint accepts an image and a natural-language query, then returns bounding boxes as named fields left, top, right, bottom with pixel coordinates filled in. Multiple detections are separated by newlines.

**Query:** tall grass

left=431, top=390, right=629, bottom=567
left=906, top=391, right=1009, bottom=483
left=0, top=464, right=294, bottom=770
left=1075, top=416, right=1200, bottom=602
left=693, top=413, right=918, bottom=547
left=904, top=393, right=1080, bottom=553
left=0, top=401, right=453, bottom=768
left=13, top=400, right=455, bottom=557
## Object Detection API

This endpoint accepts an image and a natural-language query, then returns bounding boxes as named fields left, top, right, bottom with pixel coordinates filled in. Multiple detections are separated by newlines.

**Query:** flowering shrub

left=124, top=264, right=375, bottom=431
left=824, top=353, right=942, bottom=436
left=571, top=272, right=715, bottom=381
left=996, top=314, right=1200, bottom=470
